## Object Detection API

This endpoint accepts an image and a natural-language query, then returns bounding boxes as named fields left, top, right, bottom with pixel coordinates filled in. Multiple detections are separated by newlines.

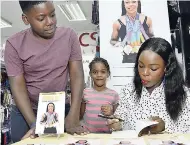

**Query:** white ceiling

left=1, top=0, right=97, bottom=39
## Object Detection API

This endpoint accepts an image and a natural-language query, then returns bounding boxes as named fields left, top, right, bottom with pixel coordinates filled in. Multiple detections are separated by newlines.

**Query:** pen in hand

left=98, top=114, right=124, bottom=122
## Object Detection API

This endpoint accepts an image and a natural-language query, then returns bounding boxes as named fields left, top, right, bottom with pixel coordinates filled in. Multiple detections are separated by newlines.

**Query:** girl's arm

left=113, top=103, right=119, bottom=113
left=80, top=101, right=86, bottom=120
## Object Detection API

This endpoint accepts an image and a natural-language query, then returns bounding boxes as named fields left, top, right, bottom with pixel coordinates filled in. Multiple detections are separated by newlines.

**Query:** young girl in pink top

left=80, top=57, right=119, bottom=133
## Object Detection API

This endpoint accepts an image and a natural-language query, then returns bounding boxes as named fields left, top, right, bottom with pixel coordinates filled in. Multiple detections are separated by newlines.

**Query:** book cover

left=35, top=92, right=65, bottom=135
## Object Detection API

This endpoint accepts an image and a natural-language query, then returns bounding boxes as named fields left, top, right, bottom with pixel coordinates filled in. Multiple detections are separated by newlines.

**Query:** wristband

left=30, top=120, right=36, bottom=129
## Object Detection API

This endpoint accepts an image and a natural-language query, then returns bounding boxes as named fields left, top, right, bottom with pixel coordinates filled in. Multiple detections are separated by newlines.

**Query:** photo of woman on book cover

left=40, top=102, right=60, bottom=134
left=35, top=92, right=65, bottom=135
left=110, top=0, right=153, bottom=63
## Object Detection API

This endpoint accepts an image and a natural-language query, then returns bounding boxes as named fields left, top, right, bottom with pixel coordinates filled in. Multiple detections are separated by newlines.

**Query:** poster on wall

left=99, top=0, right=171, bottom=92
left=99, top=0, right=171, bottom=67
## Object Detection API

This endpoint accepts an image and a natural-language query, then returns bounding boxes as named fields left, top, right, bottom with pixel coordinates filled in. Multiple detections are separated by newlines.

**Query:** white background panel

left=111, top=67, right=134, bottom=77
left=111, top=76, right=133, bottom=85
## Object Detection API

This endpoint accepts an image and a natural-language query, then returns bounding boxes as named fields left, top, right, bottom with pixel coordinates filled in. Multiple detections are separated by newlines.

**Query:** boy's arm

left=9, top=75, right=36, bottom=126
left=5, top=41, right=36, bottom=127
left=65, top=29, right=88, bottom=134
left=80, top=102, right=86, bottom=120
left=66, top=60, right=85, bottom=133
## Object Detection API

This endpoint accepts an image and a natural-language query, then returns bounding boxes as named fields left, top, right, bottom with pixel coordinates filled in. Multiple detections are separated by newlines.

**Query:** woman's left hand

left=149, top=116, right=165, bottom=134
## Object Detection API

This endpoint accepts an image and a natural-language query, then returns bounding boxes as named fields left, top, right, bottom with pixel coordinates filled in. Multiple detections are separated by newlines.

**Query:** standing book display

left=35, top=92, right=65, bottom=136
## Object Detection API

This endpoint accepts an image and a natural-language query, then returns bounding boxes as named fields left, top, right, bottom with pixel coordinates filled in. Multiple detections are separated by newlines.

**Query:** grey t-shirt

left=4, top=27, right=82, bottom=109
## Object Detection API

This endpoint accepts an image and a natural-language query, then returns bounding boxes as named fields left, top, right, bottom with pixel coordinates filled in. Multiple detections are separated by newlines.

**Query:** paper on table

left=112, top=119, right=158, bottom=138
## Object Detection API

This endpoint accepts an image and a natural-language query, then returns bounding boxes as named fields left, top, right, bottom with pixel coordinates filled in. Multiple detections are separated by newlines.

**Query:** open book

left=35, top=92, right=65, bottom=135
left=111, top=119, right=159, bottom=138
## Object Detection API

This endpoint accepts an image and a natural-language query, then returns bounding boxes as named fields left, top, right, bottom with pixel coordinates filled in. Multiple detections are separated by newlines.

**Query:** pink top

left=82, top=88, right=119, bottom=133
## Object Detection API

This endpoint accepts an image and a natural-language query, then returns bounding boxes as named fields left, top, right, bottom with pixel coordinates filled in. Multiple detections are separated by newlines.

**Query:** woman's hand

left=107, top=117, right=122, bottom=131
left=101, top=104, right=114, bottom=116
left=149, top=116, right=165, bottom=134
left=138, top=116, right=165, bottom=137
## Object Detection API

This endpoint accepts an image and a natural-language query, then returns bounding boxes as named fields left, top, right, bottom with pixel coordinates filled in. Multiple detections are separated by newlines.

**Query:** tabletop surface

left=12, top=132, right=190, bottom=145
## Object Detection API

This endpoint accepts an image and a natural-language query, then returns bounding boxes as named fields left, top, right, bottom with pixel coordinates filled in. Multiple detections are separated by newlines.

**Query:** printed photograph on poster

left=35, top=92, right=65, bottom=135
left=110, top=0, right=153, bottom=64
left=100, top=0, right=171, bottom=66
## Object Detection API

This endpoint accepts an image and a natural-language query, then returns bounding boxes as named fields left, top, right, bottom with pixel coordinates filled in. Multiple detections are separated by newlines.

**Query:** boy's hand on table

left=65, top=116, right=89, bottom=135
left=21, top=127, right=38, bottom=140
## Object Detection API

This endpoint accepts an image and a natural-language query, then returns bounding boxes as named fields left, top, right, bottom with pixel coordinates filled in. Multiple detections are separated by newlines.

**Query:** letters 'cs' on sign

left=79, top=32, right=97, bottom=47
